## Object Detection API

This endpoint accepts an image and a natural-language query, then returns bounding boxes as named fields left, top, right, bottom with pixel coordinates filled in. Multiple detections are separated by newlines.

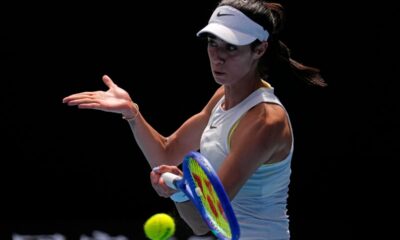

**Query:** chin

left=213, top=75, right=227, bottom=85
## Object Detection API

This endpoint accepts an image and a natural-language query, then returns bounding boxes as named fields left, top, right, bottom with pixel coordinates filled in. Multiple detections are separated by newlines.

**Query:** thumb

left=102, top=74, right=117, bottom=89
left=150, top=171, right=160, bottom=185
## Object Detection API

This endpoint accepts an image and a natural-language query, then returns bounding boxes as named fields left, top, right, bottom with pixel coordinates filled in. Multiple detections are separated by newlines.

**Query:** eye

left=207, top=38, right=218, bottom=47
left=226, top=44, right=238, bottom=52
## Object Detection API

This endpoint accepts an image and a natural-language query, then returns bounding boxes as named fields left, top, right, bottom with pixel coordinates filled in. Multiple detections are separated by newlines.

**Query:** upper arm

left=218, top=103, right=292, bottom=199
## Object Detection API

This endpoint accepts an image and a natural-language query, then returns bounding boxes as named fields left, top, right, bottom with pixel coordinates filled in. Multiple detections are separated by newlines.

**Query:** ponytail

left=220, top=0, right=327, bottom=87
left=259, top=2, right=327, bottom=87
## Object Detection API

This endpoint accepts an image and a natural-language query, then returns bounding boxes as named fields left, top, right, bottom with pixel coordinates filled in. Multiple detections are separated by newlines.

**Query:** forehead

left=207, top=34, right=239, bottom=46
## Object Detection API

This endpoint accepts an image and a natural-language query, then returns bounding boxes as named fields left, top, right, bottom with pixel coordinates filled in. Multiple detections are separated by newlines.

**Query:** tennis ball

left=144, top=213, right=175, bottom=240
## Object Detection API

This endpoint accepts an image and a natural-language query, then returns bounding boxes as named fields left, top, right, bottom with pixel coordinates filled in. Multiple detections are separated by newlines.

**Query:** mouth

left=213, top=70, right=225, bottom=77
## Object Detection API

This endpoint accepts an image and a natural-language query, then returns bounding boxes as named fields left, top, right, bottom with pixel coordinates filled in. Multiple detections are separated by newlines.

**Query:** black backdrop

left=1, top=1, right=397, bottom=239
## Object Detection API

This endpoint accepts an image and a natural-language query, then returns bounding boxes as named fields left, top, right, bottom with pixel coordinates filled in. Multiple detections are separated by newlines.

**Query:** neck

left=222, top=75, right=264, bottom=110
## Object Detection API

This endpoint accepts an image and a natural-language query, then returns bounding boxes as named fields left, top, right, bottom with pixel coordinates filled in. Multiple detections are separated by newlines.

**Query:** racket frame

left=180, top=151, right=240, bottom=240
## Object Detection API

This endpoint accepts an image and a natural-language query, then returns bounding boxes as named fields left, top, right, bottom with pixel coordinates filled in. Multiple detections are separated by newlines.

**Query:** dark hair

left=219, top=0, right=327, bottom=87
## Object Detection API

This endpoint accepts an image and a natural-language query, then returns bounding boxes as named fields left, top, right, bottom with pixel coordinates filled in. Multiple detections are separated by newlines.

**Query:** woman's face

left=207, top=36, right=261, bottom=86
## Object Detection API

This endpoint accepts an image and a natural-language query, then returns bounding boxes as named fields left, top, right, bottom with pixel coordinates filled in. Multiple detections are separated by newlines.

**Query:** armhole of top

left=227, top=117, right=242, bottom=151
left=261, top=80, right=272, bottom=88
left=227, top=81, right=272, bottom=152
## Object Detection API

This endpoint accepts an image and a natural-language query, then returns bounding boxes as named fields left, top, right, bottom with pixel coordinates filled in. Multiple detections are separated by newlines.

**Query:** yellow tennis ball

left=144, top=213, right=175, bottom=240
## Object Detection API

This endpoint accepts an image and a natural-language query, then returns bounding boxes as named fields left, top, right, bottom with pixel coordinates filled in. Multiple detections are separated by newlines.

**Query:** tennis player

left=63, top=0, right=326, bottom=239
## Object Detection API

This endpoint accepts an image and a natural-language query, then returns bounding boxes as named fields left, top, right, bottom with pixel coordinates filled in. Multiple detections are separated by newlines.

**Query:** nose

left=209, top=47, right=226, bottom=65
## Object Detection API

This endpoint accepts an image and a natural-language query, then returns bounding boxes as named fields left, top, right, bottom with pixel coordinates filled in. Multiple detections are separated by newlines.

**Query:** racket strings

left=188, top=160, right=231, bottom=238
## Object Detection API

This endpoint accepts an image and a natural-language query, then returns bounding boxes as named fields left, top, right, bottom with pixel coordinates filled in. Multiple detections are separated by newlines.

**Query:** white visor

left=197, top=6, right=269, bottom=46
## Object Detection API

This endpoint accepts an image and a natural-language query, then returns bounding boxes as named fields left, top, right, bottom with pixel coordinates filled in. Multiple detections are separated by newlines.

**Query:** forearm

left=123, top=99, right=210, bottom=168
left=128, top=113, right=208, bottom=169
left=126, top=112, right=172, bottom=168
left=174, top=201, right=210, bottom=236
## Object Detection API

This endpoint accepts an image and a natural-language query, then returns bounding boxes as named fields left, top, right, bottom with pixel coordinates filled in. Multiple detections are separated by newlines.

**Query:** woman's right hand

left=150, top=165, right=183, bottom=198
left=62, top=74, right=138, bottom=118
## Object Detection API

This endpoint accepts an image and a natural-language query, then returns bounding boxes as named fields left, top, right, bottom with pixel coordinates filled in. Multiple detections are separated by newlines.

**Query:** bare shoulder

left=211, top=86, right=224, bottom=103
left=202, top=86, right=224, bottom=114
left=231, top=102, right=292, bottom=165
left=243, top=102, right=288, bottom=135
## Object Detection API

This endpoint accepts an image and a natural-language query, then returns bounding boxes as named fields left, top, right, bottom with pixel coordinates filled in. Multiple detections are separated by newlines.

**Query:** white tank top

left=200, top=86, right=293, bottom=240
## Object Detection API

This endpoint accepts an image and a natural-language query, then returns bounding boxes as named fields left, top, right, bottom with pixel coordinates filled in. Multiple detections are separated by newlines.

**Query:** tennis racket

left=161, top=151, right=240, bottom=240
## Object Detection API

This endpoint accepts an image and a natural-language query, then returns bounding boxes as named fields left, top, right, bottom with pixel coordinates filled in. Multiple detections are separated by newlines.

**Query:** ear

left=253, top=41, right=268, bottom=59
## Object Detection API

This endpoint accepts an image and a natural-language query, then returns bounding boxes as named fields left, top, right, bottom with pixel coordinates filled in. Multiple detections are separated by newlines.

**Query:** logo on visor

left=217, top=11, right=234, bottom=17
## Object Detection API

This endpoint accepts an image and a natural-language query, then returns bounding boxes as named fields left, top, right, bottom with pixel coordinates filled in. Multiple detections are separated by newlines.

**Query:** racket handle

left=161, top=172, right=182, bottom=190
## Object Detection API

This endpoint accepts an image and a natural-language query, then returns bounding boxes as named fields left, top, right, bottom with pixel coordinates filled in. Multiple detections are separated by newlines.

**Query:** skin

left=62, top=35, right=292, bottom=221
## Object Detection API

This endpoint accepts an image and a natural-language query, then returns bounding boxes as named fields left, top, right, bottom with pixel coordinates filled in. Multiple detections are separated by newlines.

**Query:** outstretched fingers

left=64, top=97, right=100, bottom=109
left=77, top=102, right=103, bottom=110
left=63, top=74, right=117, bottom=104
left=62, top=92, right=97, bottom=104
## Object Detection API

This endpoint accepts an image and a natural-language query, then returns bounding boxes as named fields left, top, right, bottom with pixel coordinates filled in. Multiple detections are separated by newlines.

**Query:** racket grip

left=161, top=172, right=182, bottom=190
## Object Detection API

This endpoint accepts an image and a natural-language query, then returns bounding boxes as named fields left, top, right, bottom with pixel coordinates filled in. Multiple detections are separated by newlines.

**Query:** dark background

left=1, top=1, right=397, bottom=239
